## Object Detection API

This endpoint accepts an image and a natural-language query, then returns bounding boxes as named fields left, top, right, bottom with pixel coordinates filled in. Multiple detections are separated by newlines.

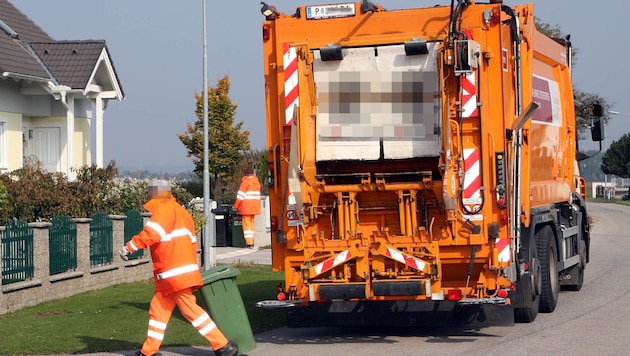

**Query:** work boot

left=214, top=340, right=238, bottom=356
left=134, top=352, right=161, bottom=356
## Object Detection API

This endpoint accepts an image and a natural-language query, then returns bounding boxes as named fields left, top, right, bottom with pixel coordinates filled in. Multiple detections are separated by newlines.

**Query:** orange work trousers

left=242, top=215, right=255, bottom=246
left=141, top=288, right=228, bottom=356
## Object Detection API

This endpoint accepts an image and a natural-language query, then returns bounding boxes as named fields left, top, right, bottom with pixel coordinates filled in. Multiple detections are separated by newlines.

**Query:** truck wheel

left=537, top=225, right=559, bottom=313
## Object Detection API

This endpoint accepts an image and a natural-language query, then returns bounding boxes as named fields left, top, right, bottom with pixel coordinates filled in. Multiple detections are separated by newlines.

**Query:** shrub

left=0, top=161, right=69, bottom=222
left=115, top=177, right=149, bottom=213
left=0, top=180, right=9, bottom=224
left=0, top=162, right=201, bottom=224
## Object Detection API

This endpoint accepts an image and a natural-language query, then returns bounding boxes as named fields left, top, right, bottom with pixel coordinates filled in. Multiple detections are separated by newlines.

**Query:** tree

left=178, top=76, right=250, bottom=202
left=601, top=133, right=630, bottom=178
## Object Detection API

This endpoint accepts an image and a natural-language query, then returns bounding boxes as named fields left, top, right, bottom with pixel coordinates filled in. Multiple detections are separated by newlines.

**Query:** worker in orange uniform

left=119, top=179, right=238, bottom=356
left=233, top=166, right=262, bottom=248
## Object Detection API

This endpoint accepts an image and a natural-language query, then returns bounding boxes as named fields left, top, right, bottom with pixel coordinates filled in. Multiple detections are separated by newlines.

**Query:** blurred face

left=148, top=186, right=170, bottom=199
left=148, top=186, right=159, bottom=199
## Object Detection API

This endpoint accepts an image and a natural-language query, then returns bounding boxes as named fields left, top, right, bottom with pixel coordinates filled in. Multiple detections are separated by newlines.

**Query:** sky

left=11, top=0, right=630, bottom=172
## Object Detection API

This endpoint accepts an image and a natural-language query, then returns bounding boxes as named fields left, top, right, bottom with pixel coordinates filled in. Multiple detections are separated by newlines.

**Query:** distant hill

left=579, top=150, right=604, bottom=183
left=116, top=163, right=196, bottom=180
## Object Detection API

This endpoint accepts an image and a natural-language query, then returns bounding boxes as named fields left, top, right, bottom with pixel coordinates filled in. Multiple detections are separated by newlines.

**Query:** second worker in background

left=233, top=166, right=262, bottom=248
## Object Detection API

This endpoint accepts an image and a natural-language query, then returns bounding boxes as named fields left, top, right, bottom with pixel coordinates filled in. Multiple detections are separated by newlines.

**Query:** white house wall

left=0, top=80, right=31, bottom=113
left=0, top=111, right=23, bottom=171
left=1, top=80, right=93, bottom=173
left=75, top=116, right=91, bottom=167
left=72, top=98, right=92, bottom=168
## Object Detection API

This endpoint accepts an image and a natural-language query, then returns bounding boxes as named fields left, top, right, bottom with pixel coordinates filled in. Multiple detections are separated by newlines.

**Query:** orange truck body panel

left=262, top=1, right=589, bottom=326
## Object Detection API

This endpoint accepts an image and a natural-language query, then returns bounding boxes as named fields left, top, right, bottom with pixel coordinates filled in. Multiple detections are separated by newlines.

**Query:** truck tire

left=537, top=225, right=559, bottom=313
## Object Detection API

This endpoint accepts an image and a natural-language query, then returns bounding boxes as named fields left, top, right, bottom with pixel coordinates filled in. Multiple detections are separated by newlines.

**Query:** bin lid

left=200, top=265, right=241, bottom=284
left=212, top=207, right=229, bottom=215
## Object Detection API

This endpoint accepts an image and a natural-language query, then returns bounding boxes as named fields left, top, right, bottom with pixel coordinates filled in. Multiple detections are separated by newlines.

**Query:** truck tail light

left=447, top=289, right=462, bottom=301
left=267, top=161, right=275, bottom=187
left=262, top=25, right=271, bottom=41
left=491, top=9, right=501, bottom=24
left=497, top=288, right=509, bottom=298
left=270, top=216, right=278, bottom=231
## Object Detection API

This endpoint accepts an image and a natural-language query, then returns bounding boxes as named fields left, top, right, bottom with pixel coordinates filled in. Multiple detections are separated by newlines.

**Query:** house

left=0, top=0, right=124, bottom=178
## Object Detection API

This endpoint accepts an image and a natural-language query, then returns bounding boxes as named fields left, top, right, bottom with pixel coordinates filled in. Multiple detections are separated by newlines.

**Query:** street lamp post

left=609, top=110, right=630, bottom=117
left=202, top=0, right=216, bottom=269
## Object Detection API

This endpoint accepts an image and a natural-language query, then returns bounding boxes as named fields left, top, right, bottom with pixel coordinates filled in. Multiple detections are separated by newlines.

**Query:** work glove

left=119, top=246, right=130, bottom=261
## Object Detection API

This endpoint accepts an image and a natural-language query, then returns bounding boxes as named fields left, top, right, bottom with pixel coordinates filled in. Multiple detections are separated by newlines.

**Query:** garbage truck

left=257, top=0, right=604, bottom=326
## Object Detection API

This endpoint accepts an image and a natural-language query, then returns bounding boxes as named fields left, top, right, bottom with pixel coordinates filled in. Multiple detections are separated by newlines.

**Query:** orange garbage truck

left=257, top=0, right=603, bottom=327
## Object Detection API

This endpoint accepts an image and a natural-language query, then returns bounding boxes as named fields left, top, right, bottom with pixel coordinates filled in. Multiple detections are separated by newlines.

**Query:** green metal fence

left=89, top=212, right=113, bottom=266
left=124, top=210, right=144, bottom=259
left=49, top=215, right=77, bottom=275
left=1, top=219, right=34, bottom=285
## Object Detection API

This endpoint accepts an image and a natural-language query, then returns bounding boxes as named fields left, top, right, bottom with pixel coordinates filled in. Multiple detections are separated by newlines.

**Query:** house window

left=0, top=120, right=6, bottom=172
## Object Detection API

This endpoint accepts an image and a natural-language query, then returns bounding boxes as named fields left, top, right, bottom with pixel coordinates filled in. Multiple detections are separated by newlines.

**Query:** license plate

left=306, top=3, right=356, bottom=20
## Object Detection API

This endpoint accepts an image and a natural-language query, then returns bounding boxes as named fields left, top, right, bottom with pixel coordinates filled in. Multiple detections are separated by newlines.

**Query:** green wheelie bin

left=230, top=209, right=245, bottom=248
left=194, top=265, right=256, bottom=353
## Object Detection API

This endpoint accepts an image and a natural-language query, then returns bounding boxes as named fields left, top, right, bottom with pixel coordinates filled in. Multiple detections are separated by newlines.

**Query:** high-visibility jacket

left=125, top=193, right=201, bottom=296
left=233, top=175, right=262, bottom=215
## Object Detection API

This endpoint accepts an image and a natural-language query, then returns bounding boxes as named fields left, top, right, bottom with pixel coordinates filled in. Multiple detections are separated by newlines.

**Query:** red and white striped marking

left=385, top=247, right=427, bottom=272
left=313, top=250, right=352, bottom=275
left=495, top=238, right=510, bottom=262
left=283, top=43, right=299, bottom=125
left=461, top=72, right=478, bottom=118
left=462, top=147, right=481, bottom=205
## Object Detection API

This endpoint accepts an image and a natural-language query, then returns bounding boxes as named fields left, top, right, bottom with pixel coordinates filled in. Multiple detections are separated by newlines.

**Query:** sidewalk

left=75, top=246, right=271, bottom=356
left=213, top=246, right=271, bottom=266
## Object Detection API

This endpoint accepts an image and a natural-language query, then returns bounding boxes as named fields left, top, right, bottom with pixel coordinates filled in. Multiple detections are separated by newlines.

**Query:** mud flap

left=286, top=300, right=514, bottom=328
left=511, top=273, right=536, bottom=309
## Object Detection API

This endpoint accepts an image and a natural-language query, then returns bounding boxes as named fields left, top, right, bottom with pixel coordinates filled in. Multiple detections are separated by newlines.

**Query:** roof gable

left=31, top=41, right=105, bottom=89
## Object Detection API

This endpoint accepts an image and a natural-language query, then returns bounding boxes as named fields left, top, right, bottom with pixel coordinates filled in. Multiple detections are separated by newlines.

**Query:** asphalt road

left=245, top=202, right=630, bottom=356
left=80, top=202, right=629, bottom=356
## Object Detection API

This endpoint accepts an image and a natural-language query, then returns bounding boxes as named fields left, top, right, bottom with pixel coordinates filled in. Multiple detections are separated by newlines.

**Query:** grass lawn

left=0, top=264, right=286, bottom=355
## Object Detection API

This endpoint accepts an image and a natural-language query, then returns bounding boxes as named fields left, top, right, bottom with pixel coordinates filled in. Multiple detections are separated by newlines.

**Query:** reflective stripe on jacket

left=233, top=175, right=262, bottom=215
left=126, top=193, right=202, bottom=296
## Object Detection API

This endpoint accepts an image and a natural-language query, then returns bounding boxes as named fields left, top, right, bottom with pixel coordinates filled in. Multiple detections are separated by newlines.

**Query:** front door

left=33, top=127, right=60, bottom=172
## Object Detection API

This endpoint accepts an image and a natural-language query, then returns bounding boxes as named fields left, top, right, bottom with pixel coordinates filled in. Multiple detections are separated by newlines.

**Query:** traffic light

left=591, top=117, right=604, bottom=141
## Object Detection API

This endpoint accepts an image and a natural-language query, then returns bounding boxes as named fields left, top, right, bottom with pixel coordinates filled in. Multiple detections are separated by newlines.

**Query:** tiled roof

left=0, top=0, right=51, bottom=42
left=30, top=41, right=106, bottom=90
left=0, top=0, right=52, bottom=79
left=0, top=0, right=122, bottom=95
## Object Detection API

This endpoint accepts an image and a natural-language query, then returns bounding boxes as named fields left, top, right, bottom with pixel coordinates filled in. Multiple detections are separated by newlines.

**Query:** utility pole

left=202, top=0, right=216, bottom=269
